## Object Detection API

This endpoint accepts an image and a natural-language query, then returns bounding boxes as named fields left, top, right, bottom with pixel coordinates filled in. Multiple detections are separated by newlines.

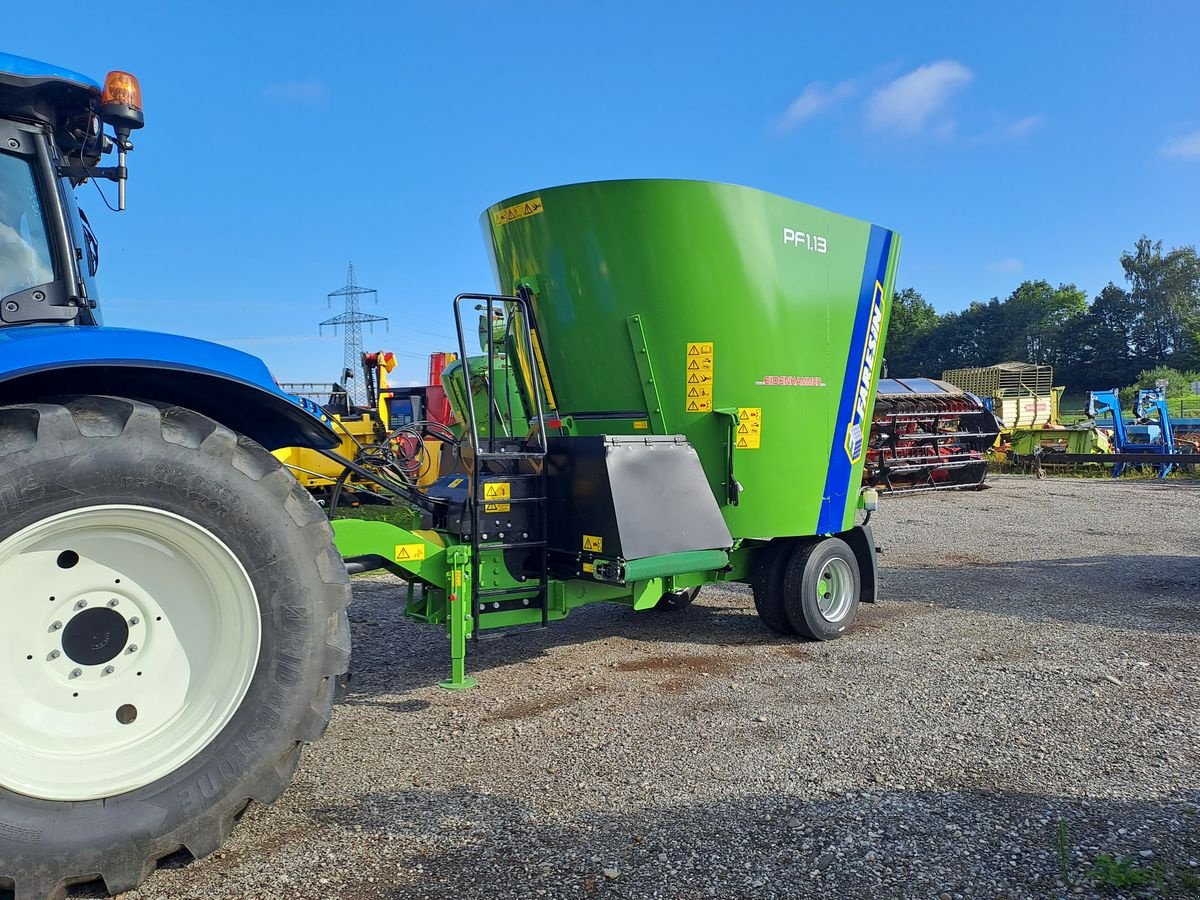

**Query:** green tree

left=1127, top=365, right=1200, bottom=400
left=885, top=287, right=938, bottom=376
left=1073, top=283, right=1141, bottom=389
left=1121, top=237, right=1200, bottom=361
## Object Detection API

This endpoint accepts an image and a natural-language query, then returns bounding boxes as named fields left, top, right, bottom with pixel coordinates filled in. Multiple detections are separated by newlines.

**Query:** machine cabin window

left=0, top=150, right=54, bottom=300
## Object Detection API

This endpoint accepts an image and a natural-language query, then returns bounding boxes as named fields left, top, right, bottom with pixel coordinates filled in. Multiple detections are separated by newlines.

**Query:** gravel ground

left=81, top=475, right=1199, bottom=899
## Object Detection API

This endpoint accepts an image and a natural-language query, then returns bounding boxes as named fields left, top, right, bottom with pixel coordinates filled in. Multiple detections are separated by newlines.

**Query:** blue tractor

left=0, top=54, right=350, bottom=899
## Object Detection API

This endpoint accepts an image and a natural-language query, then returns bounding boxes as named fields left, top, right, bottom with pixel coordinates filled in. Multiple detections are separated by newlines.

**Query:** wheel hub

left=61, top=606, right=129, bottom=666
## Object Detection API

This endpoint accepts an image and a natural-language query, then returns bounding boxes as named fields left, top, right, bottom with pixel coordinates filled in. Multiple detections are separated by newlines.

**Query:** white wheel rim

left=815, top=556, right=855, bottom=623
left=0, top=505, right=261, bottom=801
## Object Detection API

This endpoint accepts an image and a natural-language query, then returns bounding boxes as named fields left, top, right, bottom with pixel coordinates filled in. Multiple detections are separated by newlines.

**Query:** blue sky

left=7, top=1, right=1199, bottom=385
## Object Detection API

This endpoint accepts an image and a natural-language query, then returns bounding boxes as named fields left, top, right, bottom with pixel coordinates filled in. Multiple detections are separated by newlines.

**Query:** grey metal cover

left=545, top=435, right=733, bottom=562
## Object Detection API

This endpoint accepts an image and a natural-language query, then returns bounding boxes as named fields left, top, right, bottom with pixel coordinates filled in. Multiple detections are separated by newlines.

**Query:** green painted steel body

left=482, top=179, right=902, bottom=537
left=330, top=180, right=901, bottom=688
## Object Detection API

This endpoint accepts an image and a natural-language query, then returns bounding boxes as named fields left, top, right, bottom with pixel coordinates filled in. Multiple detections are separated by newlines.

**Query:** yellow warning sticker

left=735, top=407, right=762, bottom=449
left=452, top=570, right=463, bottom=587
left=685, top=342, right=714, bottom=412
left=582, top=534, right=604, bottom=553
left=633, top=420, right=649, bottom=430
left=483, top=502, right=510, bottom=513
left=482, top=482, right=510, bottom=500
left=394, top=543, right=427, bottom=562
left=448, top=477, right=464, bottom=488
left=582, top=561, right=595, bottom=574
left=492, top=196, right=544, bottom=226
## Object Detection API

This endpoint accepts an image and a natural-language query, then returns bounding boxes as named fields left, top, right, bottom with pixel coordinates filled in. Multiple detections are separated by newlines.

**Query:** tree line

left=886, top=237, right=1200, bottom=394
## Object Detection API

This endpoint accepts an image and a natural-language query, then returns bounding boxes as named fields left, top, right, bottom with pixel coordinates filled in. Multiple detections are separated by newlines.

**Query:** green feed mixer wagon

left=336, top=178, right=902, bottom=689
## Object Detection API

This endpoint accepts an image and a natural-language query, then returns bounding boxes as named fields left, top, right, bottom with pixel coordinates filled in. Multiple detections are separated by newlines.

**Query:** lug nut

left=126, top=644, right=138, bottom=654
left=48, top=649, right=60, bottom=660
left=129, top=617, right=140, bottom=626
left=69, top=668, right=82, bottom=679
left=74, top=599, right=87, bottom=610
left=108, top=598, right=120, bottom=608
left=102, top=665, right=115, bottom=675
left=50, top=621, right=62, bottom=631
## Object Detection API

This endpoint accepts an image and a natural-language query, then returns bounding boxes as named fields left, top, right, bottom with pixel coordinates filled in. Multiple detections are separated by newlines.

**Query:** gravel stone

left=73, top=476, right=1200, bottom=899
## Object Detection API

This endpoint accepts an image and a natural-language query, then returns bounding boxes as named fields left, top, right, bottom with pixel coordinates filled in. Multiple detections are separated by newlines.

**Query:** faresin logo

left=844, top=280, right=886, bottom=464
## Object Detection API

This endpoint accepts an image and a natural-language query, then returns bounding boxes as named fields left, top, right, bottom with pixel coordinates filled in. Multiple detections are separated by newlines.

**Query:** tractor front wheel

left=0, top=397, right=350, bottom=900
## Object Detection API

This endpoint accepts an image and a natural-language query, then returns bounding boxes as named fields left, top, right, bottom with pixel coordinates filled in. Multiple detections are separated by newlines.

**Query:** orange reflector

left=102, top=71, right=142, bottom=111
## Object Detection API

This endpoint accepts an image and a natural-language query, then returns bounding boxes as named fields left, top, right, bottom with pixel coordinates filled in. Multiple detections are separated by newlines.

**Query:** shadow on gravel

left=303, top=785, right=1200, bottom=899
left=341, top=580, right=800, bottom=700
left=884, top=554, right=1200, bottom=635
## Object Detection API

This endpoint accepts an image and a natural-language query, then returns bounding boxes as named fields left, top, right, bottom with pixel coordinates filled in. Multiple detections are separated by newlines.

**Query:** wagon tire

left=782, top=537, right=860, bottom=641
left=0, top=396, right=350, bottom=900
left=751, top=539, right=795, bottom=635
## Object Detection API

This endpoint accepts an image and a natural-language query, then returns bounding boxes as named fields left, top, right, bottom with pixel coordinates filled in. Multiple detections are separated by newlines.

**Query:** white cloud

left=261, top=81, right=330, bottom=106
left=1002, top=115, right=1044, bottom=139
left=866, top=60, right=972, bottom=135
left=1161, top=129, right=1200, bottom=160
left=776, top=79, right=857, bottom=131
left=986, top=258, right=1024, bottom=274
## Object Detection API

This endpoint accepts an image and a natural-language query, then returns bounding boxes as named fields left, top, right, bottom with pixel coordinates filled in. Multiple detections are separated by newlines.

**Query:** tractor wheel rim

left=816, top=557, right=854, bottom=622
left=0, top=505, right=261, bottom=802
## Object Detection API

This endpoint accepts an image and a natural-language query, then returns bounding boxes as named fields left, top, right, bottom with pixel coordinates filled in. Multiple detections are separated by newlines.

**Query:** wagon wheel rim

left=815, top=556, right=855, bottom=622
left=0, top=505, right=261, bottom=801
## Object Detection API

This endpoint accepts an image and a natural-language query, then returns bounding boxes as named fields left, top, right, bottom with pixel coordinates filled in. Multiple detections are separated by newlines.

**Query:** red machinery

left=865, top=378, right=1003, bottom=493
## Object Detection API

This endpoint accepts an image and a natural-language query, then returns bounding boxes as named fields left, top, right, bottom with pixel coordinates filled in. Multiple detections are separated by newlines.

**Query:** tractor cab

left=0, top=52, right=143, bottom=326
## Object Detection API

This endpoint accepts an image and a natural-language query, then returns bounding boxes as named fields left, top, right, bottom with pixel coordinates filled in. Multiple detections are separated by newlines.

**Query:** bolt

left=47, top=650, right=60, bottom=660
left=129, top=616, right=140, bottom=626
left=69, top=668, right=82, bottom=679
left=102, top=665, right=115, bottom=675
left=498, top=532, right=505, bottom=539
left=108, top=598, right=119, bottom=607
left=4, top=301, right=17, bottom=313
left=126, top=644, right=138, bottom=654
left=74, top=599, right=87, bottom=610
left=50, top=621, right=62, bottom=631
left=6, top=138, right=18, bottom=148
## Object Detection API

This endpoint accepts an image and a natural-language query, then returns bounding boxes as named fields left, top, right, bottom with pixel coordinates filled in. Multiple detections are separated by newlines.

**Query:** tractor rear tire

left=0, top=397, right=350, bottom=900
left=751, top=539, right=795, bottom=635
left=782, top=537, right=860, bottom=641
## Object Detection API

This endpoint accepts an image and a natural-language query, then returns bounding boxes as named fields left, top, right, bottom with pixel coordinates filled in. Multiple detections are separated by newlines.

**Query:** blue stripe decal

left=817, top=225, right=893, bottom=533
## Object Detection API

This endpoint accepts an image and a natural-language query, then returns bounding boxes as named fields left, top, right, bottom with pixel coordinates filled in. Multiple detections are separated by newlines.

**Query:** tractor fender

left=0, top=324, right=338, bottom=450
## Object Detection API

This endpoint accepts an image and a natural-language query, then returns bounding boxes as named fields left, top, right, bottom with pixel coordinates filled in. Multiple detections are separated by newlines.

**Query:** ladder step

left=476, top=587, right=544, bottom=599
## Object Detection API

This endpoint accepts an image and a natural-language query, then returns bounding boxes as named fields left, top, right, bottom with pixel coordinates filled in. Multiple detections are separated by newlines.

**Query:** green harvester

left=335, top=179, right=902, bottom=688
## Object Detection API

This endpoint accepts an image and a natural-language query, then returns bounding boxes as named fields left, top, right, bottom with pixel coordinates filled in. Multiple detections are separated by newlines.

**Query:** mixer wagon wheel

left=0, top=397, right=350, bottom=900
left=750, top=540, right=795, bottom=635
left=781, top=537, right=861, bottom=641
left=655, top=586, right=700, bottom=610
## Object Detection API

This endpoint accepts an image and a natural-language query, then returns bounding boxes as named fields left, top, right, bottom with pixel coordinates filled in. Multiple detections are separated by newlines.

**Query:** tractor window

left=0, top=151, right=54, bottom=299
